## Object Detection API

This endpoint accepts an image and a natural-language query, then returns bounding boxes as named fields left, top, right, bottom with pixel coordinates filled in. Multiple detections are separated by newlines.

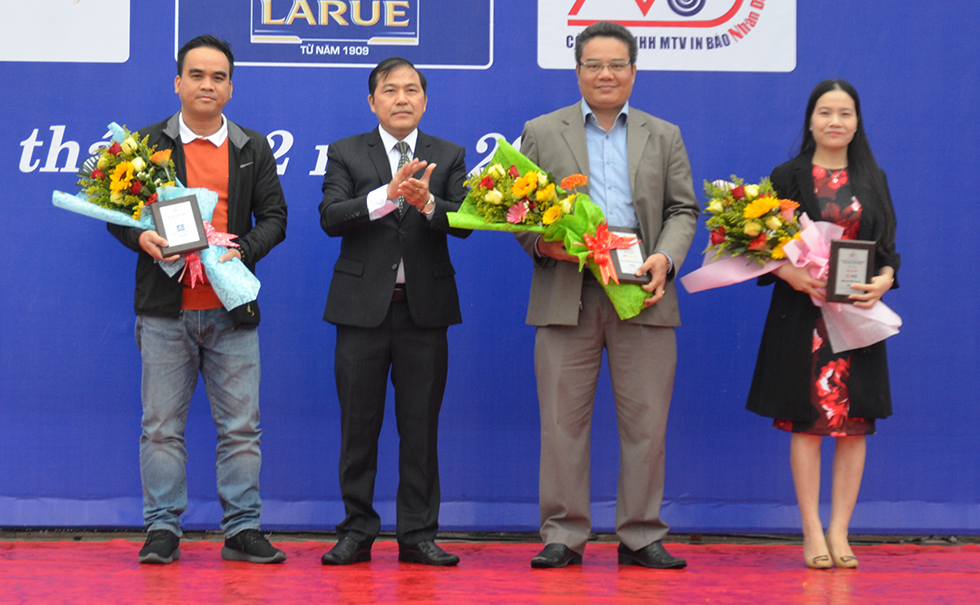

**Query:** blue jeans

left=135, top=309, right=262, bottom=538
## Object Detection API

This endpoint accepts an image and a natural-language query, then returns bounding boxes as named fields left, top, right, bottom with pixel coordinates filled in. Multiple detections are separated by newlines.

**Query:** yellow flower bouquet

left=76, top=123, right=176, bottom=220
left=702, top=176, right=801, bottom=264
left=448, top=140, right=649, bottom=320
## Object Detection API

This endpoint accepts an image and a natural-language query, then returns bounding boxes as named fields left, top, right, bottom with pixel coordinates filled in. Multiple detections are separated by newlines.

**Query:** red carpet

left=1, top=540, right=978, bottom=604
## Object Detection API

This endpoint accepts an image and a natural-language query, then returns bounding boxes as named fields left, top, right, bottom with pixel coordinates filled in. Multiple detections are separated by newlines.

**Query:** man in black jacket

left=318, top=57, right=468, bottom=566
left=107, top=35, right=287, bottom=564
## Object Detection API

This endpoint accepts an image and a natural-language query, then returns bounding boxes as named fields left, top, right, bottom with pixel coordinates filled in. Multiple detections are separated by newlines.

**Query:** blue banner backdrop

left=1, top=0, right=977, bottom=534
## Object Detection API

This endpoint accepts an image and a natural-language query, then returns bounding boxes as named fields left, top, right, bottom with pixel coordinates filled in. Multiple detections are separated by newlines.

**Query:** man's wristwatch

left=422, top=194, right=435, bottom=215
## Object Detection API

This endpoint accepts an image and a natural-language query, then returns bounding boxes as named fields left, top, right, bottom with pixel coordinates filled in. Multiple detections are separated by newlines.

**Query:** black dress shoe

left=530, top=543, right=582, bottom=568
left=618, top=541, right=687, bottom=569
left=321, top=536, right=372, bottom=565
left=397, top=540, right=460, bottom=566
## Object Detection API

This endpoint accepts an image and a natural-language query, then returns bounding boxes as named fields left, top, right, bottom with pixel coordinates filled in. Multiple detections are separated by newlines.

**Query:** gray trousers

left=534, top=282, right=677, bottom=554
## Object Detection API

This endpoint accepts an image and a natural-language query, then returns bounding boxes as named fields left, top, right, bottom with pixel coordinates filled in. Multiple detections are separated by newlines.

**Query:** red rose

left=91, top=169, right=105, bottom=180
left=528, top=201, right=537, bottom=210
left=731, top=185, right=745, bottom=200
left=710, top=227, right=726, bottom=245
left=509, top=165, right=520, bottom=178
left=480, top=176, right=495, bottom=189
left=748, top=233, right=767, bottom=250
left=107, top=142, right=122, bottom=156
left=147, top=192, right=158, bottom=205
left=129, top=180, right=143, bottom=195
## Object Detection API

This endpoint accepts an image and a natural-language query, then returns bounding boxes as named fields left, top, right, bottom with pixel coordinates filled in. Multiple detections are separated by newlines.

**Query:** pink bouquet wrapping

left=681, top=179, right=901, bottom=353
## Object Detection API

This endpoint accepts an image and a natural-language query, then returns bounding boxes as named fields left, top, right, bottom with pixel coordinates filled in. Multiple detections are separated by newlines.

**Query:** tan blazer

left=518, top=102, right=700, bottom=327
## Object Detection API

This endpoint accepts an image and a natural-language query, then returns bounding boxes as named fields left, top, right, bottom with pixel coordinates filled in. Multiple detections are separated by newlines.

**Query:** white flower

left=120, top=137, right=138, bottom=154
left=131, top=157, right=146, bottom=172
left=743, top=221, right=763, bottom=237
left=484, top=189, right=504, bottom=205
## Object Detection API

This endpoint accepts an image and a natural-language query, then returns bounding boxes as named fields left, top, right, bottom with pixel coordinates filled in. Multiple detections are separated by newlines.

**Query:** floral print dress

left=774, top=166, right=876, bottom=436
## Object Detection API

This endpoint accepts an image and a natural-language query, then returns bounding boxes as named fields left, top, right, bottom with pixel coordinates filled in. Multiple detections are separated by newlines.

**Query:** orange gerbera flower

left=742, top=196, right=780, bottom=219
left=149, top=149, right=172, bottom=166
left=561, top=174, right=587, bottom=190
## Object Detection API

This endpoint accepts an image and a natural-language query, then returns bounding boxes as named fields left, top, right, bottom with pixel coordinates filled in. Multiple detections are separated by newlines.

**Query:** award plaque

left=609, top=226, right=652, bottom=285
left=150, top=194, right=209, bottom=256
left=827, top=239, right=875, bottom=303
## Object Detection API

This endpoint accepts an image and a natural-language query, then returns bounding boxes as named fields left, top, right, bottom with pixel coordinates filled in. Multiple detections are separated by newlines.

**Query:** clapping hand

left=388, top=158, right=437, bottom=210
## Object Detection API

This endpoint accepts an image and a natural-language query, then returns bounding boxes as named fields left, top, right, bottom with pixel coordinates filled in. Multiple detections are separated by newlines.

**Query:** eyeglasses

left=578, top=60, right=633, bottom=74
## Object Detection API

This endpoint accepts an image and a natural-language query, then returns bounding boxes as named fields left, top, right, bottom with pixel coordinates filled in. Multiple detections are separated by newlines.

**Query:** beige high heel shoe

left=805, top=552, right=833, bottom=569
left=803, top=532, right=833, bottom=569
left=825, top=533, right=859, bottom=568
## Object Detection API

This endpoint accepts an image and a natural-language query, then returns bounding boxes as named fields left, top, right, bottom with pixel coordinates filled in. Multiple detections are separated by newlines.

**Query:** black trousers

left=333, top=300, right=449, bottom=546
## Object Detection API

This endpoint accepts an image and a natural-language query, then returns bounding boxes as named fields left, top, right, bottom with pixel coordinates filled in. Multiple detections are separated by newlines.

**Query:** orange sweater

left=181, top=138, right=229, bottom=310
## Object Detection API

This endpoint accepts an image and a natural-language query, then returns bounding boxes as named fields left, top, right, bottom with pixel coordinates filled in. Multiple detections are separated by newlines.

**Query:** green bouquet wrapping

left=447, top=140, right=648, bottom=320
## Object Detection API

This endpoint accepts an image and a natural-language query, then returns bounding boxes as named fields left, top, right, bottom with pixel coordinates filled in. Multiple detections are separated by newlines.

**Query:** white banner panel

left=0, top=0, right=130, bottom=63
left=538, top=0, right=795, bottom=72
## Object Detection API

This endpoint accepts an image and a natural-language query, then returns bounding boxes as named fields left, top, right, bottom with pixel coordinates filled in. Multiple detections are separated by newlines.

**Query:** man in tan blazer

left=517, top=21, right=699, bottom=569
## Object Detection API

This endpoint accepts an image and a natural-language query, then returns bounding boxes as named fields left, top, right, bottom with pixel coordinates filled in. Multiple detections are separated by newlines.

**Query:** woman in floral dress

left=746, top=80, right=900, bottom=569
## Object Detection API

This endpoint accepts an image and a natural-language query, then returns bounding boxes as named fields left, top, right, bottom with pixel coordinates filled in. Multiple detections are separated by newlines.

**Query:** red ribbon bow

left=180, top=221, right=239, bottom=289
left=581, top=222, right=638, bottom=285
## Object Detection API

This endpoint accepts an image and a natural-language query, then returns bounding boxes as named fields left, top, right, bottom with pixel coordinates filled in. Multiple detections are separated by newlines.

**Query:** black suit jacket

left=319, top=128, right=470, bottom=328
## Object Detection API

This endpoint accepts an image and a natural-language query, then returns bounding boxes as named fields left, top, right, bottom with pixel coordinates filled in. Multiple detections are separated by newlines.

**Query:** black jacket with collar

left=107, top=113, right=287, bottom=326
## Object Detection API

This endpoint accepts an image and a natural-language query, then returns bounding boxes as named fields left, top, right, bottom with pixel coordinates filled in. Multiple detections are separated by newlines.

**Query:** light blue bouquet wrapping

left=52, top=123, right=260, bottom=310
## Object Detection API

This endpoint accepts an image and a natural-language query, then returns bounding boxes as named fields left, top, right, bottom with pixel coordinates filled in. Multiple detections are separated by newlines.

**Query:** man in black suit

left=318, top=57, right=469, bottom=566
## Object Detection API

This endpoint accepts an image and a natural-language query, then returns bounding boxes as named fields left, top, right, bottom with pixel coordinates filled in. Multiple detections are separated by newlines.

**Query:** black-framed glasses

left=578, top=60, right=633, bottom=73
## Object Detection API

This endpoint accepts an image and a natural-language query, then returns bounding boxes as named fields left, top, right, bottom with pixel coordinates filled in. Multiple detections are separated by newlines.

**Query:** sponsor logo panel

left=0, top=0, right=130, bottom=63
left=538, top=0, right=795, bottom=72
left=176, top=0, right=493, bottom=69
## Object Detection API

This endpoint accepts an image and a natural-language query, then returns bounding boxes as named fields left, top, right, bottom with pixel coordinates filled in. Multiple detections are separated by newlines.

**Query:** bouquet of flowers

left=455, top=141, right=580, bottom=234
left=448, top=140, right=649, bottom=320
left=702, top=176, right=800, bottom=264
left=76, top=124, right=176, bottom=220
left=681, top=174, right=901, bottom=353
left=52, top=122, right=260, bottom=311
left=463, top=160, right=581, bottom=229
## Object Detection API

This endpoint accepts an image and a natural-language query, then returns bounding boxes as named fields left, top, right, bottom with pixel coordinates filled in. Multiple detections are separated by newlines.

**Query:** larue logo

left=251, top=0, right=419, bottom=46
left=567, top=0, right=744, bottom=28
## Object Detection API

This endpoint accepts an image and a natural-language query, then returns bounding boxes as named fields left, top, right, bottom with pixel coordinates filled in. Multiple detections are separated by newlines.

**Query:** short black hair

left=368, top=57, right=426, bottom=96
left=574, top=21, right=637, bottom=65
left=177, top=35, right=235, bottom=79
